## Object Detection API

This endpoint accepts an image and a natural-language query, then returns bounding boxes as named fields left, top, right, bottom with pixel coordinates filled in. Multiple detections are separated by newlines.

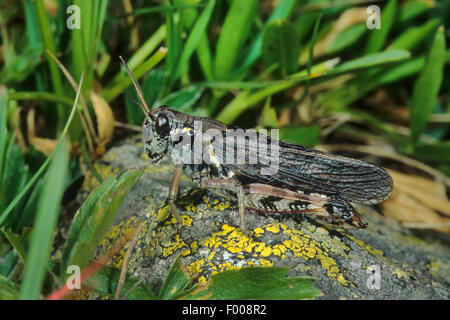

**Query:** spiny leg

left=168, top=165, right=183, bottom=228
left=199, top=178, right=247, bottom=232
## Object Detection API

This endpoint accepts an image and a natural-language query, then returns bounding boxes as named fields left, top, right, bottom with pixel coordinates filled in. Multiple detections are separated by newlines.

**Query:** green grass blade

left=327, top=24, right=367, bottom=54
left=328, top=49, right=411, bottom=75
left=0, top=87, right=8, bottom=193
left=35, top=0, right=65, bottom=131
left=8, top=91, right=74, bottom=106
left=214, top=0, right=258, bottom=80
left=19, top=137, right=69, bottom=300
left=410, top=26, right=446, bottom=144
left=388, top=18, right=440, bottom=52
left=234, top=0, right=296, bottom=75
left=170, top=0, right=215, bottom=84
left=102, top=47, right=168, bottom=102
left=365, top=0, right=397, bottom=54
left=196, top=31, right=214, bottom=81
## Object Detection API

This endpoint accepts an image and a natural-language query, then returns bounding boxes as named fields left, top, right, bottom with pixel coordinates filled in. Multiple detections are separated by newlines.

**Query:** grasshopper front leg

left=199, top=178, right=247, bottom=232
left=168, top=165, right=183, bottom=228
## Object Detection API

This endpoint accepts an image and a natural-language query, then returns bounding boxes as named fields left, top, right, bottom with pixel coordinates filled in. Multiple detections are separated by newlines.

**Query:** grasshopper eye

left=155, top=114, right=170, bottom=135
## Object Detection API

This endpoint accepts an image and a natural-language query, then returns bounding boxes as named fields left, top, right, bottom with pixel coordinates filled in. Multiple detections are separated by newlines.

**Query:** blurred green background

left=0, top=0, right=448, bottom=299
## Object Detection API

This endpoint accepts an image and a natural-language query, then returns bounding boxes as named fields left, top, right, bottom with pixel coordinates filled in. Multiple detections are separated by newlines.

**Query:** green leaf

left=280, top=125, right=320, bottom=147
left=19, top=138, right=69, bottom=300
left=158, top=255, right=191, bottom=300
left=262, top=20, right=301, bottom=77
left=61, top=176, right=116, bottom=277
left=61, top=170, right=143, bottom=275
left=410, top=26, right=446, bottom=144
left=365, top=0, right=397, bottom=54
left=177, top=267, right=320, bottom=300
left=214, top=0, right=258, bottom=80
left=84, top=265, right=156, bottom=300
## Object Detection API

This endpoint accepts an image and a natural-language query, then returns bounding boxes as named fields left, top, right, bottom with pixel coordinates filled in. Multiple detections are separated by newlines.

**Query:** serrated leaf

left=158, top=255, right=191, bottom=300
left=177, top=267, right=320, bottom=300
left=0, top=228, right=27, bottom=264
left=84, top=265, right=156, bottom=300
left=0, top=274, right=19, bottom=300
left=61, top=176, right=116, bottom=278
left=262, top=20, right=301, bottom=77
left=61, top=170, right=142, bottom=277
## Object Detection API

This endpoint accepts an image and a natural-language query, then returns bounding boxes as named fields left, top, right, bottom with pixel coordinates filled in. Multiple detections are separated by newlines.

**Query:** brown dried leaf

left=90, top=92, right=114, bottom=156
left=387, top=170, right=450, bottom=216
left=30, top=137, right=57, bottom=156
left=381, top=169, right=450, bottom=233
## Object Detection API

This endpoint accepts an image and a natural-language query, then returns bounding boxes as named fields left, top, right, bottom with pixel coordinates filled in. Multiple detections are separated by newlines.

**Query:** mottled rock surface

left=79, top=136, right=449, bottom=299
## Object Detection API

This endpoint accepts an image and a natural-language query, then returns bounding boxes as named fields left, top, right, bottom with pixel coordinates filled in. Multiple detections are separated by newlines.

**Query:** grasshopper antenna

left=119, top=56, right=152, bottom=120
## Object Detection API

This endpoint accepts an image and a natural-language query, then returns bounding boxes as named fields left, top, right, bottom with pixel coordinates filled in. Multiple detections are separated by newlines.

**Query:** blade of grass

left=410, top=26, right=446, bottom=144
left=8, top=91, right=74, bottom=106
left=365, top=0, right=397, bottom=54
left=233, top=0, right=297, bottom=76
left=216, top=59, right=336, bottom=123
left=102, top=47, right=168, bottom=102
left=107, top=25, right=167, bottom=87
left=0, top=73, right=84, bottom=226
left=19, top=137, right=69, bottom=299
left=35, top=0, right=65, bottom=131
left=214, top=0, right=258, bottom=80
left=0, top=87, right=8, bottom=193
left=388, top=18, right=440, bottom=52
left=170, top=0, right=215, bottom=85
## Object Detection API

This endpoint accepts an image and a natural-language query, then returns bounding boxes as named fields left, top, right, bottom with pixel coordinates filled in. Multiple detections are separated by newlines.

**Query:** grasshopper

left=119, top=57, right=393, bottom=232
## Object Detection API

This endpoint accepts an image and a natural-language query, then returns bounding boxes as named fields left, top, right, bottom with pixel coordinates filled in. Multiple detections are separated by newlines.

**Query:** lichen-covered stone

left=81, top=136, right=449, bottom=299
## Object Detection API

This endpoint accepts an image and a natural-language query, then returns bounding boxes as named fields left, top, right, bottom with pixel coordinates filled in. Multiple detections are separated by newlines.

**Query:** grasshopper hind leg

left=199, top=178, right=247, bottom=232
left=168, top=165, right=184, bottom=230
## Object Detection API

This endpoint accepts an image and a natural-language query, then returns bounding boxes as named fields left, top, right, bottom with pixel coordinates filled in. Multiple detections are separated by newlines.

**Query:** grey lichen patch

left=81, top=137, right=449, bottom=299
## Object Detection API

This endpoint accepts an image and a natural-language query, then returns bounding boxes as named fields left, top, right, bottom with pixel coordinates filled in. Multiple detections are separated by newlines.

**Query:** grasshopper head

left=325, top=200, right=368, bottom=229
left=142, top=106, right=176, bottom=164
